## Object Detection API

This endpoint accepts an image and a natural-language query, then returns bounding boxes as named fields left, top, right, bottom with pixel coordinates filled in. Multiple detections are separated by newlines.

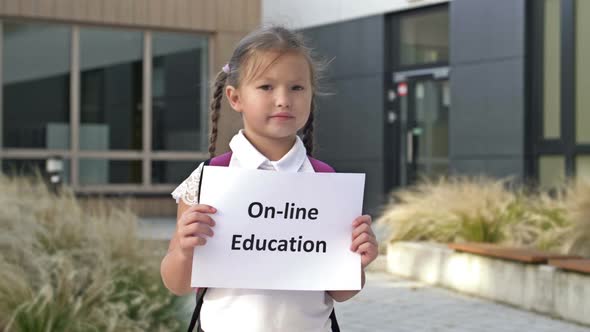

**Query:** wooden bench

left=448, top=242, right=580, bottom=264
left=548, top=259, right=590, bottom=274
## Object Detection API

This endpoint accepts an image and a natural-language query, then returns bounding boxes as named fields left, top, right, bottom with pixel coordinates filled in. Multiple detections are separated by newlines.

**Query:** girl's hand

left=351, top=215, right=378, bottom=270
left=177, top=204, right=217, bottom=259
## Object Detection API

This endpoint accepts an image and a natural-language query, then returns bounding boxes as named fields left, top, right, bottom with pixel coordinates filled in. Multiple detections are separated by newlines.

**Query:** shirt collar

left=228, top=130, right=307, bottom=172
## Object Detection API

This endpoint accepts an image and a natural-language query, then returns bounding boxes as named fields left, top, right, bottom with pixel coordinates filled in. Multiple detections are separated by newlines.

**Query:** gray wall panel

left=336, top=17, right=384, bottom=77
left=450, top=59, right=524, bottom=157
left=451, top=158, right=524, bottom=178
left=307, top=16, right=384, bottom=79
left=451, top=0, right=525, bottom=64
left=303, top=15, right=385, bottom=213
left=449, top=0, right=526, bottom=178
left=316, top=76, right=383, bottom=160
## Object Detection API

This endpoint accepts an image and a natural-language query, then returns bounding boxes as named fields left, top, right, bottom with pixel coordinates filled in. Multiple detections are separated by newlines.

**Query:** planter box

left=387, top=241, right=590, bottom=326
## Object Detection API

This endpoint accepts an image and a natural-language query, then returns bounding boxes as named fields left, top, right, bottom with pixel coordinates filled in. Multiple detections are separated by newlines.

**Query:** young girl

left=160, top=26, right=378, bottom=332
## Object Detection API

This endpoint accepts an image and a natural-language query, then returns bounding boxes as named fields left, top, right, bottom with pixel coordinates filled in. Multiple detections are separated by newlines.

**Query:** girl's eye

left=258, top=85, right=272, bottom=91
left=292, top=85, right=305, bottom=91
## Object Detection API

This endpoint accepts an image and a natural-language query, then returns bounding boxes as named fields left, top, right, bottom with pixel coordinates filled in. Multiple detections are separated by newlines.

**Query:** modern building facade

left=0, top=0, right=259, bottom=216
left=264, top=0, right=590, bottom=214
left=2, top=0, right=589, bottom=217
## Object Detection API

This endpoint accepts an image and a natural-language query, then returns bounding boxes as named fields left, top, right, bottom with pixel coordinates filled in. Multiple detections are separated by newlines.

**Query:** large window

left=0, top=20, right=209, bottom=191
left=531, top=0, right=590, bottom=183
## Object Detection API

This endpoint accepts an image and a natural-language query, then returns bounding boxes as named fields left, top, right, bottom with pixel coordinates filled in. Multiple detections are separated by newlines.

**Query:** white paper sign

left=192, top=166, right=365, bottom=291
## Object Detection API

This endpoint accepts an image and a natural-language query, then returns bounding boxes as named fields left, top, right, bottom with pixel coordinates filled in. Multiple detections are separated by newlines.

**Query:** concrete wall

left=387, top=242, right=590, bottom=327
left=449, top=0, right=526, bottom=178
left=302, top=15, right=385, bottom=215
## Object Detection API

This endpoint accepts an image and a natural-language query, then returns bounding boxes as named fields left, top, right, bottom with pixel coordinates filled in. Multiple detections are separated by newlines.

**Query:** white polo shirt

left=171, top=130, right=334, bottom=332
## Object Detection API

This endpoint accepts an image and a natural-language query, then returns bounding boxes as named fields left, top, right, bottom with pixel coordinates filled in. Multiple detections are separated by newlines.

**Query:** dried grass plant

left=559, top=179, right=590, bottom=257
left=376, top=176, right=579, bottom=254
left=0, top=173, right=183, bottom=331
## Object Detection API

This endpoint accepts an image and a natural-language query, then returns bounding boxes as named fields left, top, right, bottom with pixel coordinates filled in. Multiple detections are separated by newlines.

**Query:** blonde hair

left=208, top=26, right=326, bottom=157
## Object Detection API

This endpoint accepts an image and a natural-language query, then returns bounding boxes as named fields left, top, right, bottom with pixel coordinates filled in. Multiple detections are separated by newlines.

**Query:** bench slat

left=448, top=243, right=580, bottom=264
left=549, top=259, right=590, bottom=274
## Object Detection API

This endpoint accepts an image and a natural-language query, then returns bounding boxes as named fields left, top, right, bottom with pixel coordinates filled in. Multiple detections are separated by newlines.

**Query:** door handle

left=407, top=131, right=414, bottom=164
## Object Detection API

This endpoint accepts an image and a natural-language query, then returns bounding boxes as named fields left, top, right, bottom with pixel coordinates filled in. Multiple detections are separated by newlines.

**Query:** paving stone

left=335, top=272, right=589, bottom=332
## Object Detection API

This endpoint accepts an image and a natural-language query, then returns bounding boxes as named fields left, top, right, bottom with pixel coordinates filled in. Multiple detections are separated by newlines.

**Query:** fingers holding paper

left=351, top=214, right=378, bottom=270
left=177, top=204, right=217, bottom=253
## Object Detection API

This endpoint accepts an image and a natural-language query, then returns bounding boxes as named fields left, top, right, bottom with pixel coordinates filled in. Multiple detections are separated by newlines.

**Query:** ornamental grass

left=561, top=180, right=590, bottom=257
left=0, top=173, right=184, bottom=331
left=377, top=176, right=590, bottom=257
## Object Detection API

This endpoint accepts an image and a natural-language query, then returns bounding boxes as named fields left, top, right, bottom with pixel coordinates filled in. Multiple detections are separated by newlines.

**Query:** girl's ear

left=225, top=85, right=242, bottom=113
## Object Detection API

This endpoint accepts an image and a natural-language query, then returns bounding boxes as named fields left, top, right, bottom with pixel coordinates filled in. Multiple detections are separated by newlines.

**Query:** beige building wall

left=0, top=0, right=259, bottom=216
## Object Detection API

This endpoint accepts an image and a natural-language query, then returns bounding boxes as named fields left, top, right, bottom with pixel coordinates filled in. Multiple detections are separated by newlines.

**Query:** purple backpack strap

left=309, top=157, right=335, bottom=173
left=209, top=152, right=232, bottom=166
left=197, top=152, right=231, bottom=203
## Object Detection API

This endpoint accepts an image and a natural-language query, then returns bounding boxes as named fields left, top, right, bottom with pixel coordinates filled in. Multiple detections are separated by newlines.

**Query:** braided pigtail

left=302, top=98, right=315, bottom=156
left=208, top=71, right=228, bottom=158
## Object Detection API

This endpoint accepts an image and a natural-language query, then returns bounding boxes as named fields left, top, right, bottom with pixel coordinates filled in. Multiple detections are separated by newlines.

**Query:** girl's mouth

left=270, top=112, right=295, bottom=120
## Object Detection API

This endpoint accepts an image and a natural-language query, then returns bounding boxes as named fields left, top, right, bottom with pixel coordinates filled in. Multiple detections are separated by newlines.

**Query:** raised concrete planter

left=387, top=241, right=590, bottom=327
left=366, top=254, right=387, bottom=272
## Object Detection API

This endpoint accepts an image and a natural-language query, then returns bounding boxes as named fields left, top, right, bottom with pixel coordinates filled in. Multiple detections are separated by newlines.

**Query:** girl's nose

left=276, top=101, right=290, bottom=108
left=275, top=89, right=291, bottom=108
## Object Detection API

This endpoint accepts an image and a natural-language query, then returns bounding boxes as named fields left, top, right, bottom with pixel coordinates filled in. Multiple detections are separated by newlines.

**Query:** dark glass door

left=403, top=78, right=450, bottom=184
left=385, top=71, right=450, bottom=191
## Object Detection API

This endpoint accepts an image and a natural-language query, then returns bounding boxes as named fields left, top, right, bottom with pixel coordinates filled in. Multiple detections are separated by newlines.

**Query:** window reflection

left=539, top=155, right=565, bottom=188
left=79, top=159, right=141, bottom=185
left=1, top=159, right=70, bottom=184
left=152, top=32, right=208, bottom=151
left=399, top=9, right=449, bottom=66
left=80, top=27, right=143, bottom=150
left=577, top=156, right=590, bottom=181
left=152, top=160, right=204, bottom=184
left=2, top=22, right=70, bottom=149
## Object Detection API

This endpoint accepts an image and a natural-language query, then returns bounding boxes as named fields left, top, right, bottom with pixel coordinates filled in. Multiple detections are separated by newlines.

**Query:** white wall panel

left=263, top=0, right=449, bottom=29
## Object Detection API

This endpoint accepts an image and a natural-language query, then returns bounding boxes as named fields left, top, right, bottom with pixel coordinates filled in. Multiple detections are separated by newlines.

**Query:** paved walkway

left=336, top=272, right=588, bottom=332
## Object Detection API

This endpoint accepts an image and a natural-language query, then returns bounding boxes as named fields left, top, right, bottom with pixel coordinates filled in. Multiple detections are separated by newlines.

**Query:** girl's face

left=226, top=51, right=313, bottom=145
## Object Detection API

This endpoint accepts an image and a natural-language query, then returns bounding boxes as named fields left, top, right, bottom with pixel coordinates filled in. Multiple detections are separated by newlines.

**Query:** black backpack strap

left=330, top=308, right=340, bottom=332
left=187, top=287, right=208, bottom=332
left=188, top=159, right=212, bottom=332
left=196, top=159, right=211, bottom=204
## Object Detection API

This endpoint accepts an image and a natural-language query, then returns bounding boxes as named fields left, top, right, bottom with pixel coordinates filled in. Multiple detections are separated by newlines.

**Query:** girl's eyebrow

left=255, top=76, right=307, bottom=83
